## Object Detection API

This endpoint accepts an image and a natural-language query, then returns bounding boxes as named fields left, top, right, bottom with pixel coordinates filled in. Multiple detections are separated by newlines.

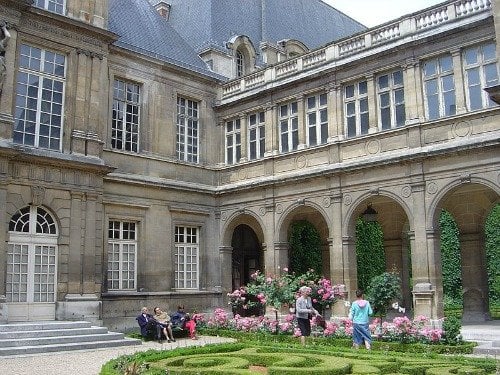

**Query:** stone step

left=0, top=321, right=92, bottom=332
left=0, top=338, right=141, bottom=357
left=0, top=321, right=142, bottom=356
left=0, top=326, right=108, bottom=340
left=461, top=331, right=499, bottom=341
left=472, top=342, right=500, bottom=356
left=0, top=332, right=127, bottom=348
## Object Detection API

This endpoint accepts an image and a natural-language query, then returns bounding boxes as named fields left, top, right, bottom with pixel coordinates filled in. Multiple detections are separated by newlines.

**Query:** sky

left=324, top=0, right=446, bottom=28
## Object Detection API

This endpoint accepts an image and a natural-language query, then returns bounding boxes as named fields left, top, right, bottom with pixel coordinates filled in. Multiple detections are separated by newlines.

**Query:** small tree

left=366, top=272, right=402, bottom=321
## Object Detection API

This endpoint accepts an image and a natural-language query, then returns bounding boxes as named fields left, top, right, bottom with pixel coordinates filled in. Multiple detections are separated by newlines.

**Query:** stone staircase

left=461, top=322, right=500, bottom=357
left=0, top=321, right=141, bottom=356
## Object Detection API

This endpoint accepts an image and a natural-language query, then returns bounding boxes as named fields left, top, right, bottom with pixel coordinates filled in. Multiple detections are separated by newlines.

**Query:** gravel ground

left=0, top=336, right=236, bottom=375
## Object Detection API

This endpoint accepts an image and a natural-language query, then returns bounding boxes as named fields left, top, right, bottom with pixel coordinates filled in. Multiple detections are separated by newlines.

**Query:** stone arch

left=344, top=191, right=413, bottom=311
left=278, top=39, right=309, bottom=59
left=220, top=210, right=266, bottom=293
left=226, top=35, right=257, bottom=78
left=275, top=200, right=330, bottom=276
left=428, top=179, right=499, bottom=322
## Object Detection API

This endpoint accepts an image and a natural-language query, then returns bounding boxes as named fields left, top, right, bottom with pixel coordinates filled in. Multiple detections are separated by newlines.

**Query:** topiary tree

left=366, top=272, right=402, bottom=321
left=439, top=210, right=462, bottom=309
left=289, top=220, right=322, bottom=275
left=355, top=218, right=385, bottom=292
left=485, top=203, right=500, bottom=307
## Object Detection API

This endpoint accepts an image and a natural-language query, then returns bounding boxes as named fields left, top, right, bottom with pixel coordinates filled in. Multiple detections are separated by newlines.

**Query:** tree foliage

left=366, top=272, right=402, bottom=318
left=289, top=220, right=322, bottom=275
left=485, top=203, right=500, bottom=304
left=439, top=210, right=462, bottom=306
left=355, top=218, right=385, bottom=292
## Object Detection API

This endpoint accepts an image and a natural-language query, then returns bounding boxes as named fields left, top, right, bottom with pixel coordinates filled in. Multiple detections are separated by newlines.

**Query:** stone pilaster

left=296, top=96, right=306, bottom=150
left=451, top=49, right=467, bottom=114
left=264, top=105, right=277, bottom=156
left=239, top=113, right=248, bottom=162
left=68, top=191, right=84, bottom=294
left=366, top=74, right=378, bottom=134
left=219, top=246, right=233, bottom=300
left=402, top=58, right=422, bottom=124
left=327, top=83, right=341, bottom=142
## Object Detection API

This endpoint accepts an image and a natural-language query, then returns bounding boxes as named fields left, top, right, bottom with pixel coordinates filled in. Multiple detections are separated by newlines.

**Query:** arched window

left=236, top=50, right=245, bottom=77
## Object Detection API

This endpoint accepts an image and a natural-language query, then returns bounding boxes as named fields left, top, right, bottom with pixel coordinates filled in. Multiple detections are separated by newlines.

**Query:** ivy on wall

left=355, top=218, right=385, bottom=292
left=485, top=203, right=500, bottom=305
left=439, top=210, right=462, bottom=307
left=289, top=220, right=322, bottom=275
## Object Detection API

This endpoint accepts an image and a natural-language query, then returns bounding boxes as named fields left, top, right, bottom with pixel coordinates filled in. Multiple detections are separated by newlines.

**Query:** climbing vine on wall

left=289, top=220, right=322, bottom=275
left=439, top=210, right=462, bottom=307
left=355, top=218, right=385, bottom=292
left=485, top=203, right=500, bottom=305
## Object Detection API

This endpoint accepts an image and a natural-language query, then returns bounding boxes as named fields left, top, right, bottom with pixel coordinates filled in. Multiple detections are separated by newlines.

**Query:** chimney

left=155, top=1, right=171, bottom=20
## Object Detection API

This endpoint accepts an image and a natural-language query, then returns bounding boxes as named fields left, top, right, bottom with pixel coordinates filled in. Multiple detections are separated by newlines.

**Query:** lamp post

left=362, top=204, right=378, bottom=222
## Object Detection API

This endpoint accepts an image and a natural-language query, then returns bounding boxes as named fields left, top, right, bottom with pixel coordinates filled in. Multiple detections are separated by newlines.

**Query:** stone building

left=0, top=0, right=498, bottom=331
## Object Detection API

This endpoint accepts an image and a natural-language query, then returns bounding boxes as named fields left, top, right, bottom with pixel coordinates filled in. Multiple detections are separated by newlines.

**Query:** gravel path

left=0, top=336, right=236, bottom=375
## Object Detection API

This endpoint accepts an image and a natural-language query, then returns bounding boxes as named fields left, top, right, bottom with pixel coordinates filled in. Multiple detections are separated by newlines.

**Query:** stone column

left=366, top=74, right=378, bottom=134
left=264, top=105, right=278, bottom=156
left=0, top=182, right=7, bottom=322
left=327, top=83, right=341, bottom=142
left=402, top=58, right=422, bottom=125
left=219, top=246, right=233, bottom=304
left=384, top=238, right=411, bottom=309
left=68, top=191, right=84, bottom=294
left=296, top=95, right=306, bottom=150
left=451, top=49, right=467, bottom=114
left=239, top=113, right=248, bottom=162
left=87, top=52, right=104, bottom=157
left=83, top=192, right=98, bottom=295
left=342, top=235, right=357, bottom=304
left=273, top=242, right=289, bottom=275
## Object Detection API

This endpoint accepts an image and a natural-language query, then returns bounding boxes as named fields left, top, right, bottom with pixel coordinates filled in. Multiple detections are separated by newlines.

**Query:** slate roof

left=149, top=0, right=366, bottom=56
left=108, top=0, right=222, bottom=79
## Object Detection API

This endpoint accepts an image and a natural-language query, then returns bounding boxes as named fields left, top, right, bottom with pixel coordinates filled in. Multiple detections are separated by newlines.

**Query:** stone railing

left=221, top=0, right=491, bottom=100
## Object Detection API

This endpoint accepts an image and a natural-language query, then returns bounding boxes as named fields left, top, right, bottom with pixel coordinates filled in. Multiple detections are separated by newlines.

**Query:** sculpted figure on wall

left=0, top=21, right=11, bottom=96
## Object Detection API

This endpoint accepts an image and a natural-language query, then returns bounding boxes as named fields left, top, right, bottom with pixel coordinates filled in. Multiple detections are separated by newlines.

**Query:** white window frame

left=34, top=0, right=65, bottom=14
left=377, top=70, right=406, bottom=130
left=107, top=220, right=137, bottom=291
left=423, top=55, right=456, bottom=120
left=174, top=226, right=199, bottom=290
left=248, top=111, right=265, bottom=160
left=225, top=118, right=241, bottom=164
left=344, top=80, right=369, bottom=138
left=279, top=101, right=299, bottom=153
left=111, top=78, right=140, bottom=153
left=236, top=50, right=244, bottom=78
left=176, top=96, right=200, bottom=163
left=14, top=44, right=66, bottom=151
left=463, top=42, right=499, bottom=111
left=306, top=93, right=328, bottom=146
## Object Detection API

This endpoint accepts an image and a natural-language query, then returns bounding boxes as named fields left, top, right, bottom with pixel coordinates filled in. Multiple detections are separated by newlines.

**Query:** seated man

left=135, top=307, right=156, bottom=337
left=171, top=305, right=197, bottom=339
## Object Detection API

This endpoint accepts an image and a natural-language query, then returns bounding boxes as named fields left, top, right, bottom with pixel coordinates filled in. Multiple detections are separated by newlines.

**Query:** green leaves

left=366, top=272, right=402, bottom=317
left=289, top=221, right=322, bottom=275
left=355, top=218, right=385, bottom=292
left=439, top=210, right=462, bottom=305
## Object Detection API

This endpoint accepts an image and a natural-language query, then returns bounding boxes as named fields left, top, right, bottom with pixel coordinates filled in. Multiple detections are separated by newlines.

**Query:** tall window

left=35, top=0, right=65, bottom=14
left=377, top=70, right=406, bottom=130
left=14, top=44, right=65, bottom=151
left=248, top=111, right=265, bottom=160
left=226, top=118, right=241, bottom=164
left=464, top=42, right=499, bottom=111
left=236, top=50, right=244, bottom=77
left=107, top=221, right=137, bottom=291
left=345, top=81, right=369, bottom=137
left=423, top=55, right=456, bottom=120
left=306, top=93, right=328, bottom=146
left=112, top=79, right=140, bottom=152
left=174, top=226, right=199, bottom=289
left=176, top=97, right=199, bottom=163
left=279, top=101, right=299, bottom=152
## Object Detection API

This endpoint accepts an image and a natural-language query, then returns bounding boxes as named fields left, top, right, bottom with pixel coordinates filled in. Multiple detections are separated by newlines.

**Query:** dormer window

left=236, top=50, right=245, bottom=77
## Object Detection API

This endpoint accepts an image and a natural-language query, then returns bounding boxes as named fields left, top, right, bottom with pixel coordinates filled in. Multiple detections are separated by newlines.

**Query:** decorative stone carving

left=453, top=120, right=471, bottom=138
left=31, top=186, right=46, bottom=206
left=295, top=155, right=307, bottom=169
left=322, top=196, right=331, bottom=208
left=401, top=185, right=412, bottom=198
left=0, top=21, right=11, bottom=96
left=343, top=194, right=352, bottom=206
left=275, top=203, right=283, bottom=214
left=366, top=139, right=381, bottom=155
left=426, top=182, right=438, bottom=195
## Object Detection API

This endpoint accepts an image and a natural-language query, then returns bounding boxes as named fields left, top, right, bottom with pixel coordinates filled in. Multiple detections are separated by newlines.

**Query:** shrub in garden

left=366, top=271, right=402, bottom=320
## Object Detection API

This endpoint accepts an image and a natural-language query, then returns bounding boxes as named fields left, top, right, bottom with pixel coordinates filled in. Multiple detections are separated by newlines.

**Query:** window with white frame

left=423, top=55, right=456, bottom=120
left=464, top=42, right=499, bottom=111
left=34, top=0, right=65, bottom=14
left=248, top=111, right=265, bottom=160
left=306, top=93, right=328, bottom=146
left=174, top=226, right=199, bottom=289
left=279, top=101, right=299, bottom=152
left=225, top=118, right=241, bottom=164
left=236, top=50, right=245, bottom=78
left=176, top=97, right=199, bottom=163
left=377, top=70, right=406, bottom=130
left=107, top=221, right=137, bottom=291
left=112, top=79, right=140, bottom=152
left=14, top=44, right=65, bottom=151
left=345, top=81, right=369, bottom=137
